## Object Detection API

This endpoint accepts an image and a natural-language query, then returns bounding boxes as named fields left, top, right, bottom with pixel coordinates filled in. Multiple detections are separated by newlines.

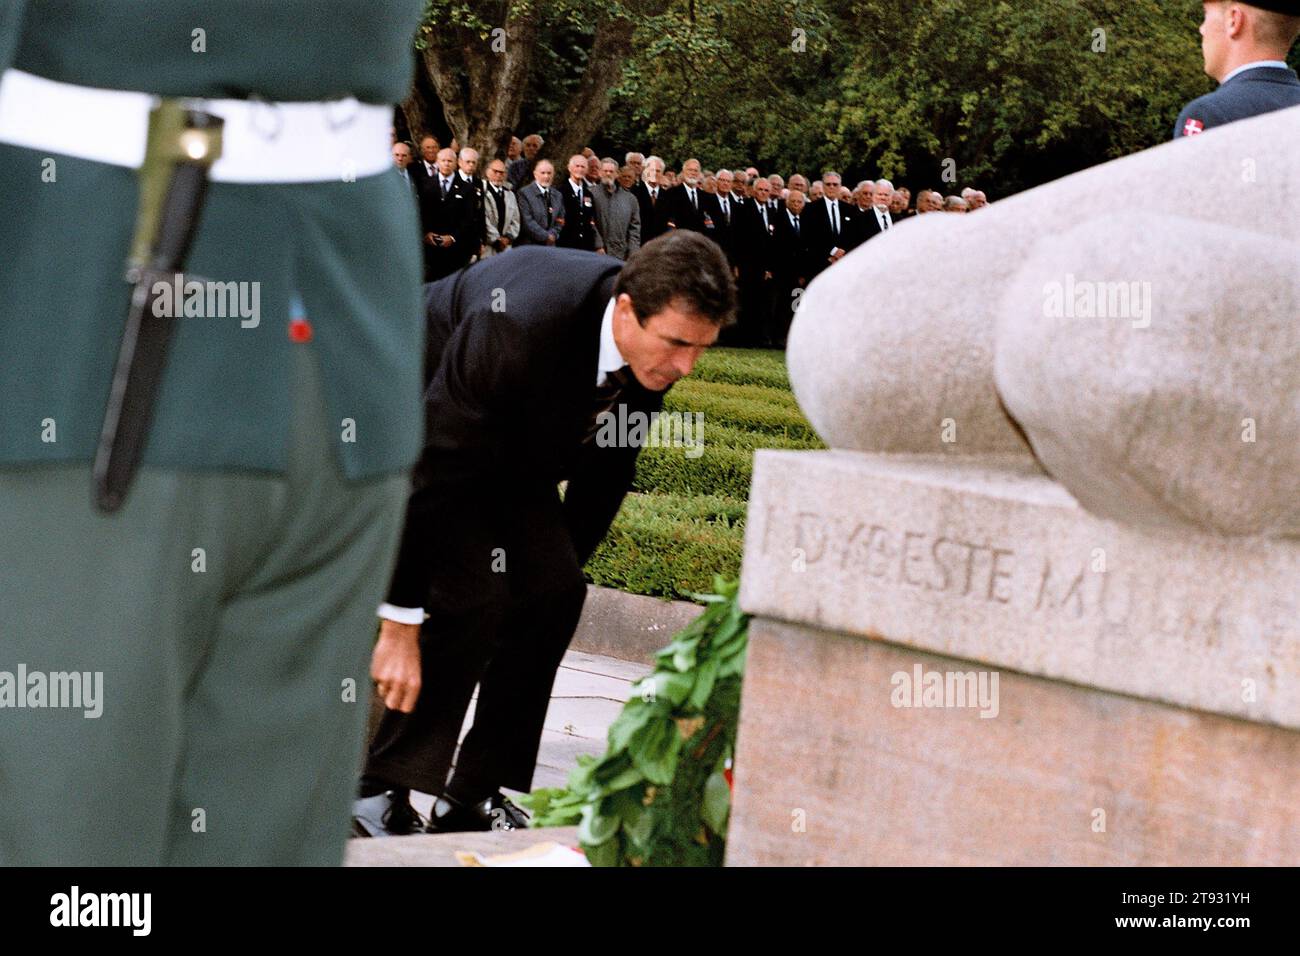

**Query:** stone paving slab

left=346, top=826, right=583, bottom=867
left=364, top=648, right=642, bottom=860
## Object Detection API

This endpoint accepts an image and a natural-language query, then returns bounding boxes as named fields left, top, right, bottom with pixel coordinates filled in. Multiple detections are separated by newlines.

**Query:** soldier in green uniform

left=0, top=1, right=426, bottom=864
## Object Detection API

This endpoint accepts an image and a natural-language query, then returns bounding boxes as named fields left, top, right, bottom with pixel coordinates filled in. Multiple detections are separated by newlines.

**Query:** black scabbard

left=93, top=112, right=221, bottom=513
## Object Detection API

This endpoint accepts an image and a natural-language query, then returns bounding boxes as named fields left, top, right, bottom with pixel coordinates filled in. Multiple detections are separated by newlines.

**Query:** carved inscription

left=792, top=511, right=1015, bottom=605
left=761, top=504, right=1294, bottom=646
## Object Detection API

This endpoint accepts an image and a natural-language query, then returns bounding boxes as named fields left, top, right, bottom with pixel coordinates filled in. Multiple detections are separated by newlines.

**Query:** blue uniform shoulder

left=1174, top=89, right=1224, bottom=138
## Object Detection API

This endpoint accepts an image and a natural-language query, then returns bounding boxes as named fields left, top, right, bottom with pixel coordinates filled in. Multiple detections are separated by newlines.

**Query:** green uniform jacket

left=0, top=0, right=426, bottom=479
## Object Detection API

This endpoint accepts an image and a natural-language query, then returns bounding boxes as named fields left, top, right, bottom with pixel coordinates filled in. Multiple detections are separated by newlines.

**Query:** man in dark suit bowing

left=352, top=231, right=736, bottom=836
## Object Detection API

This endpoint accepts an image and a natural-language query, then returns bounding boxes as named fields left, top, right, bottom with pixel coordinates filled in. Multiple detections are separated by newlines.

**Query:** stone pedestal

left=725, top=450, right=1299, bottom=866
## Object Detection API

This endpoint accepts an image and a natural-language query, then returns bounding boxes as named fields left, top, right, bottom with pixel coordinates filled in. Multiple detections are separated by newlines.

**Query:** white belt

left=0, top=68, right=392, bottom=183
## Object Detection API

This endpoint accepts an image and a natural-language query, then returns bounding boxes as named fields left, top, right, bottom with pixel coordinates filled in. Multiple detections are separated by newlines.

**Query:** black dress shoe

left=351, top=789, right=429, bottom=837
left=426, top=791, right=530, bottom=834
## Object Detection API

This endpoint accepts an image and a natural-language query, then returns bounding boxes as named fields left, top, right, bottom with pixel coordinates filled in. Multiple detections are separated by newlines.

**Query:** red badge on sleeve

left=1183, top=118, right=1205, bottom=136
left=288, top=318, right=313, bottom=343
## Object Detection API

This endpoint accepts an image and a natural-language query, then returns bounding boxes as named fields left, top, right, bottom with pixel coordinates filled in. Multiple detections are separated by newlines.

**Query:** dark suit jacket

left=847, top=205, right=888, bottom=248
left=802, top=197, right=860, bottom=274
left=417, top=171, right=475, bottom=279
left=410, top=158, right=437, bottom=189
left=661, top=184, right=715, bottom=236
left=771, top=208, right=814, bottom=286
left=507, top=156, right=534, bottom=190
left=632, top=182, right=671, bottom=241
left=459, top=171, right=487, bottom=249
left=735, top=198, right=776, bottom=277
left=707, top=191, right=742, bottom=264
left=556, top=179, right=604, bottom=251
left=387, top=248, right=665, bottom=612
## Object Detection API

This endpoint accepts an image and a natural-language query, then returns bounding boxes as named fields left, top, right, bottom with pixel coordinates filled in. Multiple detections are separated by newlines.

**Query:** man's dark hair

left=614, top=231, right=737, bottom=328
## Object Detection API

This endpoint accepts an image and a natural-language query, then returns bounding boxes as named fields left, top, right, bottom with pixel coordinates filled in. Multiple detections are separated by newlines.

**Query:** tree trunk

left=415, top=6, right=540, bottom=162
left=409, top=5, right=634, bottom=163
left=400, top=75, right=433, bottom=146
left=545, top=11, right=635, bottom=162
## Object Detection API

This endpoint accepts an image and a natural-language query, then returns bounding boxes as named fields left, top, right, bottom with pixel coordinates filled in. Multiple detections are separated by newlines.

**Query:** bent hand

left=371, top=620, right=422, bottom=713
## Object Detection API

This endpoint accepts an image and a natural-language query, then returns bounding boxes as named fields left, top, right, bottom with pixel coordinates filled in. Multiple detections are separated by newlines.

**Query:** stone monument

left=726, top=105, right=1300, bottom=866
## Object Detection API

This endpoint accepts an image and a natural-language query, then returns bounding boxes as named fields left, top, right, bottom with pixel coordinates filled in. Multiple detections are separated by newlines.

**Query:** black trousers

left=364, top=581, right=588, bottom=795
left=767, top=279, right=799, bottom=348
left=739, top=270, right=773, bottom=346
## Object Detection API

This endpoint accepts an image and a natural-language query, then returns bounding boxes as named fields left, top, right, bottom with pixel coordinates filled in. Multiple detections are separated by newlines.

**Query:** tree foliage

left=410, top=0, right=1292, bottom=194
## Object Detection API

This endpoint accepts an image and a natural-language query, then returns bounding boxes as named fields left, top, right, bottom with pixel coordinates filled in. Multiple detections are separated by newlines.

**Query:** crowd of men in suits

left=391, top=131, right=991, bottom=348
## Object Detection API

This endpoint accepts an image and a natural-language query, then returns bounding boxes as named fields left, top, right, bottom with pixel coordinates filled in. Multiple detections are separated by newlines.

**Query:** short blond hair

left=1253, top=9, right=1300, bottom=48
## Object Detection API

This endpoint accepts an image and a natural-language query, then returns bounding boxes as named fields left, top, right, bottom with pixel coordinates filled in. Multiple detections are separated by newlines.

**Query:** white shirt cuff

left=377, top=603, right=425, bottom=625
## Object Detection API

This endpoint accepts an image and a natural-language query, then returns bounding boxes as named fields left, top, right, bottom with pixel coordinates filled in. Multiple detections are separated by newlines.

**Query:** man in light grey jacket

left=590, top=158, right=641, bottom=261
left=480, top=158, right=520, bottom=257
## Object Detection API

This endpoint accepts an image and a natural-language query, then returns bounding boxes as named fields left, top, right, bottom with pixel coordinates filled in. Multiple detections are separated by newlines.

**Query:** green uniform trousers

left=0, top=347, right=408, bottom=865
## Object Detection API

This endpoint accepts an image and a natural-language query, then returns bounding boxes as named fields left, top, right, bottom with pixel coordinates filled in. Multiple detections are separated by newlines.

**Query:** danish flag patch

left=1183, top=118, right=1205, bottom=136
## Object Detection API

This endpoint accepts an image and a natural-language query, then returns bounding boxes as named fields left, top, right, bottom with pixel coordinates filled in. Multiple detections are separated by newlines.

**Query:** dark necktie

left=689, top=189, right=698, bottom=210
left=721, top=198, right=730, bottom=223
left=792, top=214, right=799, bottom=237
left=650, top=188, right=657, bottom=206
left=584, top=365, right=632, bottom=446
left=492, top=187, right=506, bottom=231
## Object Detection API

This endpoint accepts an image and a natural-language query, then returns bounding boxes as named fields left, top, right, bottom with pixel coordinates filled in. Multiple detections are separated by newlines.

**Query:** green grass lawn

left=584, top=348, right=825, bottom=601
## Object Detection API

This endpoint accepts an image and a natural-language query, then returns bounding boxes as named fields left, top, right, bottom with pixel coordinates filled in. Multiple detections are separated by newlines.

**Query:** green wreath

left=519, top=577, right=748, bottom=866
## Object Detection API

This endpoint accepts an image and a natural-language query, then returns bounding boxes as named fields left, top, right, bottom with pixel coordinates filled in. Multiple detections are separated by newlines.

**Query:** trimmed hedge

left=585, top=493, right=746, bottom=599
left=663, top=388, right=818, bottom=443
left=584, top=348, right=823, bottom=601
left=687, top=347, right=792, bottom=390
left=631, top=445, right=752, bottom=500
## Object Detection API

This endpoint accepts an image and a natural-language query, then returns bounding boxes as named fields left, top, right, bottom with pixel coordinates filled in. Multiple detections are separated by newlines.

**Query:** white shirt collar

left=1221, top=60, right=1291, bottom=84
left=538, top=181, right=549, bottom=195
left=597, top=297, right=626, bottom=385
left=571, top=179, right=584, bottom=194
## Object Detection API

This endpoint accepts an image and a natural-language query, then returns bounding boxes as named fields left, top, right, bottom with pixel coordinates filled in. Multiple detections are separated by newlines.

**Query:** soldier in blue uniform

left=1174, top=1, right=1300, bottom=138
